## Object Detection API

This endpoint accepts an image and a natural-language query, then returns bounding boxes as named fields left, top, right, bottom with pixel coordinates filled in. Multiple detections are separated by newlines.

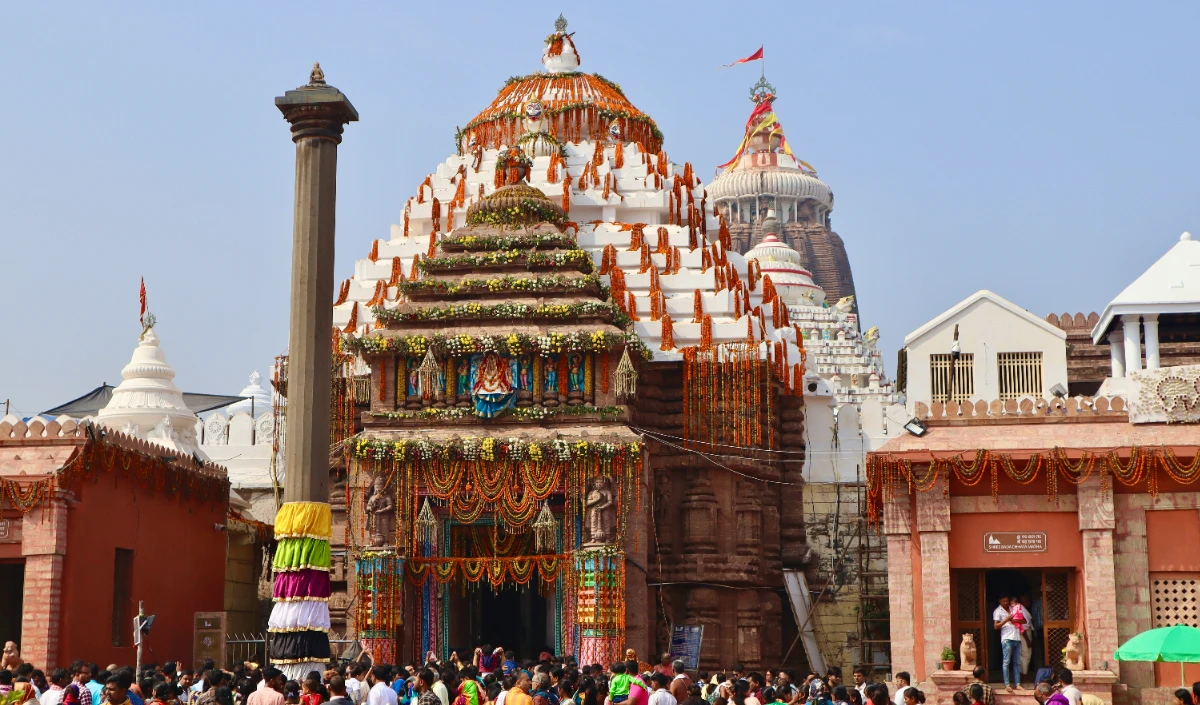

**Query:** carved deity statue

left=1, top=641, right=20, bottom=670
left=365, top=476, right=396, bottom=547
left=582, top=477, right=617, bottom=545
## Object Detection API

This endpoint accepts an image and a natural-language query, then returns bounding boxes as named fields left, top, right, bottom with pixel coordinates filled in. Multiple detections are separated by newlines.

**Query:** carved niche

left=681, top=468, right=719, bottom=555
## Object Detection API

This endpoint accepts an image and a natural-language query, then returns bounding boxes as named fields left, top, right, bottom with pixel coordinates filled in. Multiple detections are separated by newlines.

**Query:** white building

left=902, top=289, right=1069, bottom=410
left=199, top=371, right=282, bottom=524
left=1094, top=231, right=1200, bottom=393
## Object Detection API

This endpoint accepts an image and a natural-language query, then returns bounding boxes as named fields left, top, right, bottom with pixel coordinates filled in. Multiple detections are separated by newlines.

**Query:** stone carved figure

left=583, top=477, right=616, bottom=545
left=1, top=641, right=20, bottom=670
left=834, top=295, right=855, bottom=314
left=960, top=632, right=978, bottom=671
left=1064, top=632, right=1085, bottom=670
left=365, top=476, right=396, bottom=547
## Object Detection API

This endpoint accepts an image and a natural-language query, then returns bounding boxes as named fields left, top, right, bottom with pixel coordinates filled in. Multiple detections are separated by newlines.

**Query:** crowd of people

left=0, top=646, right=1184, bottom=705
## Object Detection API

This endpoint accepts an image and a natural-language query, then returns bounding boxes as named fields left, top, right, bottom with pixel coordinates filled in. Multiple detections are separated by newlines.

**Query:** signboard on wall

left=984, top=532, right=1047, bottom=553
left=194, top=612, right=226, bottom=669
left=669, top=624, right=704, bottom=670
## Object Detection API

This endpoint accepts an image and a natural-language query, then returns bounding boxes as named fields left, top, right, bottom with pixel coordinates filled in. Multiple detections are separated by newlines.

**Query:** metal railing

left=224, top=632, right=357, bottom=670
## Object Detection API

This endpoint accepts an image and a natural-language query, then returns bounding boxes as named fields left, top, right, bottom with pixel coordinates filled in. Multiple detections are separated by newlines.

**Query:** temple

left=708, top=77, right=858, bottom=306
left=325, top=17, right=818, bottom=667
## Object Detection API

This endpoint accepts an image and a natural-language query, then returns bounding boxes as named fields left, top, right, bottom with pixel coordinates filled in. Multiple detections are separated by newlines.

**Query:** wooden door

left=951, top=570, right=988, bottom=679
left=1041, top=570, right=1075, bottom=667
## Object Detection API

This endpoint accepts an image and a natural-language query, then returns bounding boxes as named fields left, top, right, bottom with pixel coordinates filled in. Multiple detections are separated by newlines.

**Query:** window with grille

left=998, top=352, right=1044, bottom=400
left=1152, top=575, right=1200, bottom=628
left=930, top=353, right=974, bottom=402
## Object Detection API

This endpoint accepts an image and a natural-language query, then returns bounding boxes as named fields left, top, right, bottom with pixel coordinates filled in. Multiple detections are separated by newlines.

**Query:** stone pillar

left=20, top=492, right=68, bottom=668
left=1078, top=476, right=1120, bottom=678
left=275, top=65, right=358, bottom=503
left=1142, top=314, right=1160, bottom=370
left=1122, top=315, right=1142, bottom=374
left=917, top=491, right=952, bottom=680
left=1107, top=332, right=1126, bottom=379
left=884, top=495, right=917, bottom=678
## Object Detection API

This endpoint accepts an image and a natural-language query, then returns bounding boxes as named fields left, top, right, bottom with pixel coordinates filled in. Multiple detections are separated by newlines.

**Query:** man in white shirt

left=345, top=665, right=366, bottom=705
left=1057, top=670, right=1082, bottom=705
left=891, top=673, right=910, bottom=705
left=39, top=670, right=69, bottom=705
left=367, top=667, right=399, bottom=705
left=648, top=674, right=678, bottom=705
left=993, top=595, right=1026, bottom=693
left=431, top=671, right=450, bottom=705
left=851, top=668, right=870, bottom=702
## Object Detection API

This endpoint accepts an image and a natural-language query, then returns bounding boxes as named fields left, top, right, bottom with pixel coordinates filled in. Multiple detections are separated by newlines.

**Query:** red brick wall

left=53, top=474, right=228, bottom=668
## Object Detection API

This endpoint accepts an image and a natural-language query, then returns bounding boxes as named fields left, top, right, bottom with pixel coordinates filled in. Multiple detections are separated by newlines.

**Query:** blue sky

left=3, top=1, right=1199, bottom=414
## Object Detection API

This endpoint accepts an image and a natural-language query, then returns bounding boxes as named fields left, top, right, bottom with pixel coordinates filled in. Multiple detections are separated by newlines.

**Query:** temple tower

left=708, top=77, right=858, bottom=308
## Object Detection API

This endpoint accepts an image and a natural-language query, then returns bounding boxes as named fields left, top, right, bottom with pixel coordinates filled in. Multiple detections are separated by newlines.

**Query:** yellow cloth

left=506, top=691, right=533, bottom=705
left=274, top=502, right=333, bottom=540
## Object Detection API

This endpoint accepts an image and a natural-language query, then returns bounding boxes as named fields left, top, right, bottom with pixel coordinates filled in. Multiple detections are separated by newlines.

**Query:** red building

left=0, top=416, right=229, bottom=668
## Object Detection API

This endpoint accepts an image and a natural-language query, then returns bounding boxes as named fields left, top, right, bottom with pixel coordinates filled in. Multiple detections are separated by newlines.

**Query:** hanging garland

left=398, top=273, right=605, bottom=299
left=369, top=403, right=625, bottom=423
left=407, top=555, right=567, bottom=588
left=681, top=343, right=775, bottom=450
left=373, top=301, right=625, bottom=326
left=416, top=249, right=593, bottom=274
left=347, top=330, right=651, bottom=360
left=866, top=445, right=1200, bottom=524
left=0, top=429, right=231, bottom=515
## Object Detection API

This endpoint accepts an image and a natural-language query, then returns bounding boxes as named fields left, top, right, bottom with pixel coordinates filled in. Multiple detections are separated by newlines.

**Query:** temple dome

left=97, top=328, right=203, bottom=455
left=707, top=166, right=834, bottom=210
left=745, top=209, right=826, bottom=307
left=227, top=370, right=273, bottom=416
left=459, top=18, right=662, bottom=153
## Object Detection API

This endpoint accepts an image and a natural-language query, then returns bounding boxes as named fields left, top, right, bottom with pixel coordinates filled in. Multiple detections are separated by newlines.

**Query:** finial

left=750, top=75, right=776, bottom=104
left=309, top=62, right=326, bottom=86
left=1182, top=231, right=1193, bottom=241
left=554, top=14, right=568, bottom=33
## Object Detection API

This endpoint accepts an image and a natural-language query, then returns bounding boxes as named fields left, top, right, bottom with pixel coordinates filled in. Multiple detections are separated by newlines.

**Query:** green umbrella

left=1113, top=625, right=1200, bottom=685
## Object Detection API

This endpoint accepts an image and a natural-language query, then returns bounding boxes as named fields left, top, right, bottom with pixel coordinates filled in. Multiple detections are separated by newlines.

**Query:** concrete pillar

left=884, top=496, right=916, bottom=678
left=917, top=491, right=952, bottom=680
left=1122, top=315, right=1142, bottom=373
left=1107, top=332, right=1126, bottom=378
left=1143, top=314, right=1160, bottom=370
left=275, top=65, right=358, bottom=503
left=1078, top=477, right=1120, bottom=677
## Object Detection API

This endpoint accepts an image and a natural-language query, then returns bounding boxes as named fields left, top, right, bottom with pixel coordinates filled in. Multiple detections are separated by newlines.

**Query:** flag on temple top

left=721, top=47, right=763, bottom=68
left=139, top=277, right=146, bottom=324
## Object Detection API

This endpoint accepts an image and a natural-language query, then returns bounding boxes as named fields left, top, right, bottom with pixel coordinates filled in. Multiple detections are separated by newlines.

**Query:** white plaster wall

left=803, top=396, right=910, bottom=484
left=906, top=296, right=1068, bottom=409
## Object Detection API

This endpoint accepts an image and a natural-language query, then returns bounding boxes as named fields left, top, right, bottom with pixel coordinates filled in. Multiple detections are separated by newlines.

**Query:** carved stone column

left=685, top=587, right=721, bottom=670
left=1079, top=476, right=1119, bottom=677
left=917, top=491, right=952, bottom=680
left=275, top=65, right=358, bottom=504
left=736, top=590, right=764, bottom=669
left=735, top=480, right=762, bottom=556
left=884, top=494, right=917, bottom=678
left=682, top=469, right=719, bottom=554
left=654, top=470, right=674, bottom=560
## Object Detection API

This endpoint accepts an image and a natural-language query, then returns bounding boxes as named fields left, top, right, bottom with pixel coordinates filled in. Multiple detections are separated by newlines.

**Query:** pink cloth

left=627, top=682, right=649, bottom=705
left=272, top=569, right=332, bottom=599
left=1011, top=603, right=1027, bottom=633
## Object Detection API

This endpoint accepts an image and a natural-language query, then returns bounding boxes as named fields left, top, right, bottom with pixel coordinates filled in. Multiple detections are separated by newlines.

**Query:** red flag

left=139, top=277, right=146, bottom=323
left=722, top=47, right=763, bottom=68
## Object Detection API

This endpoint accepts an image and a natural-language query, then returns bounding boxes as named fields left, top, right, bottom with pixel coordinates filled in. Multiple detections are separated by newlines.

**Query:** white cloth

left=1062, top=685, right=1083, bottom=705
left=40, top=688, right=65, bottom=705
left=495, top=691, right=507, bottom=705
left=1020, top=631, right=1033, bottom=674
left=269, top=600, right=332, bottom=630
left=432, top=681, right=449, bottom=705
left=893, top=687, right=908, bottom=705
left=648, top=691, right=677, bottom=705
left=346, top=678, right=364, bottom=705
left=993, top=606, right=1020, bottom=642
left=368, top=683, right=398, bottom=705
left=855, top=685, right=868, bottom=701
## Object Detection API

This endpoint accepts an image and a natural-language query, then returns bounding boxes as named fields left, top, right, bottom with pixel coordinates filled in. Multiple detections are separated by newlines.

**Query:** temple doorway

left=448, top=584, right=552, bottom=659
left=951, top=568, right=1075, bottom=684
left=0, top=561, right=24, bottom=645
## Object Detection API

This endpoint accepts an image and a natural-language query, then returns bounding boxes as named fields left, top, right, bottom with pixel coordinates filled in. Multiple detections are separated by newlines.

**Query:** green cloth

left=273, top=536, right=331, bottom=571
left=1114, top=625, right=1200, bottom=662
left=609, top=674, right=632, bottom=698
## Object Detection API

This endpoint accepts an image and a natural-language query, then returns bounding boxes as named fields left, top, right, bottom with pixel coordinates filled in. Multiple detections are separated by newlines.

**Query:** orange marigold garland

left=410, top=253, right=421, bottom=280
left=369, top=239, right=380, bottom=262
left=692, top=289, right=704, bottom=323
left=403, top=202, right=410, bottom=238
left=718, top=215, right=731, bottom=250
left=700, top=314, right=713, bottom=351
left=600, top=244, right=617, bottom=275
left=660, top=313, right=675, bottom=350
left=638, top=243, right=652, bottom=273
left=562, top=176, right=571, bottom=213
left=614, top=141, right=624, bottom=168
left=343, top=302, right=359, bottom=334
left=557, top=354, right=568, bottom=396
left=334, top=279, right=350, bottom=306
left=761, top=275, right=778, bottom=305
left=627, top=291, right=639, bottom=321
left=600, top=352, right=610, bottom=394
left=388, top=256, right=404, bottom=286
left=427, top=230, right=438, bottom=259
left=655, top=227, right=670, bottom=254
left=628, top=223, right=645, bottom=251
